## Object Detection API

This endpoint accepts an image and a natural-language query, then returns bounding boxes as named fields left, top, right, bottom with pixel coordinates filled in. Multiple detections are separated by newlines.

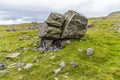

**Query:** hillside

left=107, top=11, right=120, bottom=17
left=0, top=12, right=120, bottom=80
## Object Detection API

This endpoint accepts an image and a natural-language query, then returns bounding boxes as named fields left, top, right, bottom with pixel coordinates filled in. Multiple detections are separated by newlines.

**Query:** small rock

left=87, top=23, right=94, bottom=28
left=33, top=43, right=37, bottom=46
left=54, top=77, right=58, bottom=80
left=78, top=48, right=82, bottom=52
left=86, top=48, right=94, bottom=56
left=0, top=70, right=9, bottom=74
left=19, top=36, right=31, bottom=40
left=63, top=76, right=69, bottom=79
left=17, top=62, right=24, bottom=67
left=18, top=68, right=22, bottom=71
left=33, top=47, right=44, bottom=52
left=70, top=62, right=78, bottom=67
left=24, top=63, right=33, bottom=69
left=6, top=28, right=16, bottom=32
left=59, top=61, right=65, bottom=68
left=118, top=28, right=120, bottom=32
left=50, top=56, right=56, bottom=59
left=8, top=62, right=24, bottom=68
left=0, top=63, right=7, bottom=70
left=53, top=67, right=61, bottom=74
left=6, top=53, right=20, bottom=59
left=8, top=63, right=17, bottom=68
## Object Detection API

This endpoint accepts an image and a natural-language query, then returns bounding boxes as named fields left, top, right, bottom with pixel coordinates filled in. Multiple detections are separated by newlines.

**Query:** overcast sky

left=0, top=0, right=120, bottom=25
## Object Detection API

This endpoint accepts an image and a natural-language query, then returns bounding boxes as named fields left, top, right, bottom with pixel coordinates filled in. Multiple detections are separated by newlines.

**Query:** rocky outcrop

left=39, top=10, right=88, bottom=52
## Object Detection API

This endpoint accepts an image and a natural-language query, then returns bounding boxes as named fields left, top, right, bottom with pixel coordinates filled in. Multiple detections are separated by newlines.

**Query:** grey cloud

left=0, top=0, right=120, bottom=24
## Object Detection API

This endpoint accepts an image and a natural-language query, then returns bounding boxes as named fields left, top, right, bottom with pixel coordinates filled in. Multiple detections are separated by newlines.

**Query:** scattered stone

left=33, top=47, right=44, bottom=52
left=117, top=28, right=120, bottom=32
left=6, top=28, right=16, bottom=32
left=87, top=23, right=94, bottom=28
left=50, top=56, right=56, bottom=59
left=8, top=63, right=17, bottom=68
left=0, top=70, right=9, bottom=74
left=8, top=62, right=24, bottom=68
left=70, top=62, right=78, bottom=67
left=33, top=43, right=37, bottom=46
left=63, top=76, right=69, bottom=79
left=78, top=48, right=82, bottom=52
left=53, top=67, right=61, bottom=74
left=54, top=77, right=58, bottom=80
left=86, top=48, right=94, bottom=56
left=17, top=62, right=24, bottom=67
left=19, top=36, right=31, bottom=40
left=6, top=53, right=20, bottom=59
left=0, top=63, right=7, bottom=70
left=24, top=63, right=33, bottom=69
left=48, top=47, right=60, bottom=52
left=59, top=61, right=65, bottom=68
left=39, top=10, right=88, bottom=52
left=18, top=68, right=22, bottom=71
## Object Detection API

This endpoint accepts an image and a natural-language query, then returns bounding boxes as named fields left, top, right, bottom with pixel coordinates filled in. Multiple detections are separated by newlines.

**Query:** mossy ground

left=0, top=17, right=120, bottom=80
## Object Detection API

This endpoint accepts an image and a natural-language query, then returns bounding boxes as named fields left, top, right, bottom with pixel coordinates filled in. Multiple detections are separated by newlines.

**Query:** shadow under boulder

left=39, top=10, right=88, bottom=52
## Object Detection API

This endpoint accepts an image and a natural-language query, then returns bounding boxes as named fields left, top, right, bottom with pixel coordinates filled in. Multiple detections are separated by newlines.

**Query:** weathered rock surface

left=61, top=10, right=88, bottom=39
left=6, top=53, right=20, bottom=59
left=39, top=10, right=88, bottom=52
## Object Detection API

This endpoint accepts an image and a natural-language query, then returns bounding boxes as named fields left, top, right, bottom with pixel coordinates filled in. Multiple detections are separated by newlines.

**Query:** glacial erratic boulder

left=39, top=10, right=88, bottom=52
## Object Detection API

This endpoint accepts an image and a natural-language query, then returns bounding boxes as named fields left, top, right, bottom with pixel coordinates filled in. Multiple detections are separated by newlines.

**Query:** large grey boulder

left=39, top=10, right=88, bottom=52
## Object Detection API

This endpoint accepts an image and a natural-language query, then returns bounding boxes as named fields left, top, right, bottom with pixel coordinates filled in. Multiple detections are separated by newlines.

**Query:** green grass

left=0, top=16, right=120, bottom=80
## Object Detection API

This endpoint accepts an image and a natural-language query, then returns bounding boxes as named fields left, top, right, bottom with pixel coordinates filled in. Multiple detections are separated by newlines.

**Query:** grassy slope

left=0, top=15, right=120, bottom=80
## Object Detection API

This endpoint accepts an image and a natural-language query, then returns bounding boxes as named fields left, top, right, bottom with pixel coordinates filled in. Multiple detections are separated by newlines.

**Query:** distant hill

left=107, top=11, right=120, bottom=18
